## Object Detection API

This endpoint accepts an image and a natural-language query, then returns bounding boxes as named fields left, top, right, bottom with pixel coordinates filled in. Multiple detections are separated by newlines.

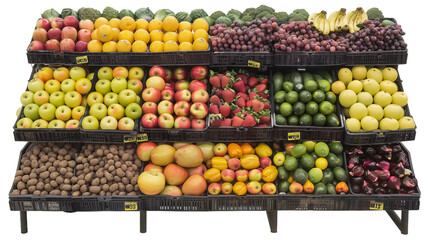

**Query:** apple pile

left=81, top=66, right=143, bottom=130
left=30, top=16, right=94, bottom=52
left=209, top=69, right=271, bottom=127
left=141, top=65, right=209, bottom=129
left=17, top=66, right=92, bottom=129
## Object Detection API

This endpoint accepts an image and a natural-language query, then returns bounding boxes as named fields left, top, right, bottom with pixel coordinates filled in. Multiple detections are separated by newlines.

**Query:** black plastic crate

left=346, top=50, right=408, bottom=66
left=71, top=196, right=141, bottom=211
left=142, top=195, right=208, bottom=211
left=208, top=194, right=275, bottom=211
left=274, top=51, right=346, bottom=67
left=27, top=49, right=65, bottom=65
left=276, top=194, right=350, bottom=210
left=344, top=143, right=420, bottom=210
left=211, top=51, right=273, bottom=71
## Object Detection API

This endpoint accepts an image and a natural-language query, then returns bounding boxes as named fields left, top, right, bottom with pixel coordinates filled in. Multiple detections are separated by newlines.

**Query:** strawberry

left=242, top=114, right=257, bottom=127
left=235, top=73, right=248, bottom=85
left=209, top=76, right=221, bottom=88
left=249, top=91, right=258, bottom=100
left=259, top=77, right=269, bottom=84
left=209, top=105, right=219, bottom=114
left=233, top=80, right=246, bottom=93
left=263, top=101, right=271, bottom=110
left=246, top=100, right=252, bottom=108
left=220, top=118, right=232, bottom=126
left=248, top=76, right=259, bottom=87
left=235, top=96, right=246, bottom=108
left=232, top=113, right=244, bottom=127
left=255, top=84, right=267, bottom=92
left=221, top=88, right=236, bottom=104
left=245, top=86, right=250, bottom=92
left=252, top=98, right=264, bottom=113
left=219, top=104, right=231, bottom=117
left=236, top=92, right=249, bottom=101
left=259, top=110, right=271, bottom=124
left=231, top=106, right=242, bottom=116
left=220, top=75, right=231, bottom=88
left=210, top=119, right=222, bottom=126
left=209, top=95, right=221, bottom=106
left=211, top=88, right=223, bottom=97
left=258, top=90, right=269, bottom=99
left=210, top=113, right=222, bottom=126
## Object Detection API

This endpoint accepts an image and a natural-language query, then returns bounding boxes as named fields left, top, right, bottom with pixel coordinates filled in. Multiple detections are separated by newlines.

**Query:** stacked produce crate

left=10, top=5, right=419, bottom=235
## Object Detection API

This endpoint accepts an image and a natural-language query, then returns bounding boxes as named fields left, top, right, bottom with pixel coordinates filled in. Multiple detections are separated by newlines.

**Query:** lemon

left=373, top=91, right=392, bottom=108
left=357, top=92, right=373, bottom=106
left=136, top=19, right=149, bottom=30
left=351, top=66, right=367, bottom=80
left=95, top=17, right=109, bottom=29
left=119, top=16, right=136, bottom=31
left=367, top=68, right=383, bottom=83
left=384, top=104, right=405, bottom=120
left=362, top=79, right=380, bottom=96
left=346, top=118, right=361, bottom=132
left=132, top=40, right=148, bottom=52
left=179, top=21, right=192, bottom=32
left=162, top=16, right=179, bottom=32
left=392, top=92, right=408, bottom=107
left=361, top=116, right=378, bottom=131
left=339, top=89, right=357, bottom=108
left=379, top=81, right=398, bottom=95
left=178, top=30, right=194, bottom=43
left=150, top=30, right=164, bottom=42
left=382, top=67, right=398, bottom=81
left=367, top=104, right=384, bottom=121
left=349, top=103, right=368, bottom=120
left=87, top=40, right=102, bottom=52
left=315, top=158, right=328, bottom=170
left=331, top=81, right=346, bottom=95
left=97, top=25, right=114, bottom=42
left=111, top=28, right=120, bottom=42
left=192, top=18, right=209, bottom=32
left=108, top=18, right=121, bottom=29
left=149, top=41, right=164, bottom=52
left=117, top=39, right=132, bottom=52
left=91, top=29, right=99, bottom=40
left=179, top=42, right=193, bottom=51
left=163, top=31, right=178, bottom=43
left=380, top=118, right=399, bottom=131
left=398, top=117, right=416, bottom=129
left=347, top=80, right=363, bottom=93
left=193, top=29, right=209, bottom=41
left=338, top=68, right=353, bottom=86
left=192, top=38, right=209, bottom=51
left=134, top=29, right=150, bottom=43
left=148, top=19, right=163, bottom=32
left=118, top=30, right=134, bottom=43
left=102, top=41, right=117, bottom=52
left=164, top=41, right=179, bottom=52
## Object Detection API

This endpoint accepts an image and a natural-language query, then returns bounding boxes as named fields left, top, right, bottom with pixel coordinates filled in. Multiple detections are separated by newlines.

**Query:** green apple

left=55, top=105, right=72, bottom=121
left=64, top=91, right=82, bottom=108
left=89, top=102, right=107, bottom=120
left=118, top=117, right=135, bottom=130
left=100, top=116, right=118, bottom=130
left=31, top=119, right=49, bottom=128
left=48, top=119, right=66, bottom=128
left=27, top=78, right=45, bottom=93
left=65, top=119, right=80, bottom=129
left=381, top=67, right=398, bottom=82
left=33, top=90, right=50, bottom=105
left=20, top=91, right=34, bottom=106
left=86, top=72, right=94, bottom=81
left=38, top=103, right=56, bottom=121
left=118, top=89, right=137, bottom=107
left=61, top=79, right=76, bottom=93
left=95, top=79, right=111, bottom=95
left=75, top=78, right=92, bottom=95
left=111, top=77, right=127, bottom=93
left=87, top=92, right=104, bottom=107
left=16, top=107, right=22, bottom=117
left=16, top=117, right=33, bottom=128
left=128, top=67, right=144, bottom=80
left=107, top=103, right=125, bottom=120
left=97, top=67, right=114, bottom=81
left=44, top=79, right=61, bottom=94
left=71, top=106, right=85, bottom=120
left=125, top=102, right=142, bottom=120
left=81, top=95, right=88, bottom=107
left=69, top=67, right=87, bottom=81
left=127, top=79, right=143, bottom=94
left=135, top=95, right=141, bottom=104
left=23, top=103, right=40, bottom=120
left=81, top=115, right=99, bottom=130
left=49, top=91, right=65, bottom=107
left=104, top=92, right=119, bottom=106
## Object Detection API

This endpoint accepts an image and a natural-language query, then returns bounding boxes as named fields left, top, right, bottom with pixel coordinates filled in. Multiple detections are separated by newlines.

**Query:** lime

left=274, top=91, right=287, bottom=104
left=303, top=141, right=316, bottom=153
left=299, top=90, right=312, bottom=103
left=319, top=101, right=334, bottom=115
left=300, top=154, right=315, bottom=171
left=318, top=80, right=331, bottom=92
left=287, top=115, right=299, bottom=125
left=322, top=168, right=335, bottom=185
left=275, top=104, right=280, bottom=113
left=285, top=91, right=299, bottom=104
left=305, top=101, right=319, bottom=115
left=291, top=144, right=307, bottom=158
left=312, top=90, right=326, bottom=103
left=294, top=83, right=304, bottom=92
left=280, top=102, right=293, bottom=117
left=326, top=153, right=341, bottom=168
left=293, top=102, right=306, bottom=116
left=304, top=80, right=318, bottom=92
left=283, top=82, right=294, bottom=92
left=313, top=113, right=326, bottom=126
left=314, top=142, right=329, bottom=157
left=299, top=114, right=312, bottom=126
left=326, top=113, right=340, bottom=127
left=325, top=92, right=337, bottom=104
left=275, top=114, right=287, bottom=125
left=308, top=167, right=323, bottom=184
left=284, top=156, right=298, bottom=171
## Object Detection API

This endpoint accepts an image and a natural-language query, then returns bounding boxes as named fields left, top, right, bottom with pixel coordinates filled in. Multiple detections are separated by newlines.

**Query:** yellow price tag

left=76, top=56, right=88, bottom=64
left=369, top=201, right=384, bottom=210
left=123, top=135, right=136, bottom=143
left=287, top=132, right=301, bottom=141
left=248, top=60, right=261, bottom=69
left=136, top=133, right=148, bottom=142
left=124, top=202, right=138, bottom=211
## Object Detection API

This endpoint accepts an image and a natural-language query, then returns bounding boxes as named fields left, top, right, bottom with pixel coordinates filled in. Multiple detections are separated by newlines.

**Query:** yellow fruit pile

left=88, top=16, right=209, bottom=53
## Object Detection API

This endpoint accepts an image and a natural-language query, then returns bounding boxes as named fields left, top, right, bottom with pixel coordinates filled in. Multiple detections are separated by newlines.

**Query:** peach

left=163, top=163, right=188, bottom=186
left=221, top=169, right=235, bottom=182
left=137, top=142, right=157, bottom=162
left=221, top=182, right=233, bottom=194
left=138, top=171, right=165, bottom=195
left=174, top=144, right=204, bottom=168
left=79, top=19, right=94, bottom=32
left=247, top=181, right=262, bottom=194
left=208, top=183, right=221, bottom=195
left=259, top=156, right=272, bottom=168
left=235, top=170, right=248, bottom=182
left=33, top=28, right=48, bottom=43
left=144, top=163, right=163, bottom=173
left=160, top=185, right=182, bottom=196
left=61, top=26, right=77, bottom=42
left=181, top=175, right=207, bottom=195
left=150, top=144, right=176, bottom=166
left=262, top=183, right=277, bottom=195
left=187, top=164, right=207, bottom=177
left=227, top=158, right=241, bottom=171
left=248, top=169, right=262, bottom=181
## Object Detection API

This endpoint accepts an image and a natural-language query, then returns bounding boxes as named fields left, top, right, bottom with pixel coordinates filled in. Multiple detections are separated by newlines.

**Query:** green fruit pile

left=273, top=70, right=340, bottom=127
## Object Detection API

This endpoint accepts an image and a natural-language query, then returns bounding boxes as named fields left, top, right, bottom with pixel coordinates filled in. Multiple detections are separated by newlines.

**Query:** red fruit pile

left=209, top=69, right=271, bottom=127
left=141, top=66, right=210, bottom=129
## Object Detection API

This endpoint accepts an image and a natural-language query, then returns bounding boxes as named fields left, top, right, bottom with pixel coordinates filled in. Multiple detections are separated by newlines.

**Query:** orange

left=178, top=30, right=193, bottom=43
left=97, top=25, right=114, bottom=42
left=136, top=19, right=149, bottom=30
left=118, top=30, right=134, bottom=43
left=192, top=38, right=209, bottom=51
left=150, top=30, right=164, bottom=42
left=108, top=18, right=121, bottom=29
left=110, top=28, right=120, bottom=42
left=117, top=39, right=132, bottom=52
left=178, top=42, right=193, bottom=51
left=148, top=19, right=162, bottom=32
left=164, top=41, right=179, bottom=52
left=149, top=41, right=164, bottom=52
left=233, top=182, right=247, bottom=196
left=162, top=16, right=179, bottom=32
left=91, top=29, right=98, bottom=40
left=193, top=29, right=209, bottom=41
left=119, top=16, right=136, bottom=31
left=94, top=17, right=109, bottom=29
left=178, top=21, right=192, bottom=32
left=163, top=31, right=178, bottom=43
left=332, top=81, right=346, bottom=95
left=131, top=40, right=148, bottom=52
left=87, top=40, right=102, bottom=52
left=102, top=41, right=117, bottom=52
left=192, top=18, right=209, bottom=32
left=134, top=29, right=150, bottom=43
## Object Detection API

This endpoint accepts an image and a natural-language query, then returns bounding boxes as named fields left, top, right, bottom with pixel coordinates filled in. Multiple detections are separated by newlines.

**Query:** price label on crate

left=248, top=60, right=261, bottom=69
left=124, top=202, right=138, bottom=211
left=287, top=132, right=301, bottom=141
left=76, top=56, right=88, bottom=64
left=369, top=201, right=384, bottom=210
left=136, top=133, right=148, bottom=142
left=123, top=135, right=136, bottom=143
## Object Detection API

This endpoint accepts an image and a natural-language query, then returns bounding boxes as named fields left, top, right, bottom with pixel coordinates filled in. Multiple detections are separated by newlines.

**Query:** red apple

left=29, top=40, right=45, bottom=50
left=137, top=142, right=157, bottom=162
left=187, top=164, right=207, bottom=177
left=157, top=100, right=173, bottom=115
left=79, top=19, right=94, bottom=32
left=174, top=89, right=191, bottom=102
left=173, top=67, right=188, bottom=80
left=248, top=169, right=262, bottom=181
left=149, top=66, right=166, bottom=79
left=142, top=87, right=161, bottom=103
left=64, top=16, right=79, bottom=29
left=190, top=66, right=208, bottom=80
left=173, top=101, right=190, bottom=116
left=191, top=89, right=209, bottom=103
left=174, top=80, right=189, bottom=91
left=161, top=89, right=174, bottom=101
left=208, top=182, right=221, bottom=195
left=235, top=170, right=248, bottom=182
left=221, top=182, right=233, bottom=194
left=260, top=157, right=271, bottom=169
left=221, top=169, right=235, bottom=182
left=36, top=18, right=51, bottom=31
left=142, top=102, right=158, bottom=114
left=164, top=84, right=174, bottom=92
left=51, top=17, right=64, bottom=29
left=48, top=28, right=62, bottom=41
left=174, top=116, right=191, bottom=129
left=77, top=29, right=92, bottom=43
left=60, top=38, right=75, bottom=52
left=190, top=102, right=208, bottom=119
left=62, top=26, right=77, bottom=41
left=228, top=158, right=241, bottom=171
left=189, top=80, right=207, bottom=93
left=141, top=113, right=158, bottom=128
left=158, top=113, right=174, bottom=128
left=33, top=28, right=48, bottom=43
left=164, top=68, right=172, bottom=82
left=45, top=39, right=60, bottom=52
left=247, top=181, right=262, bottom=194
left=75, top=41, right=88, bottom=52
left=191, top=118, right=206, bottom=129
left=146, top=76, right=165, bottom=91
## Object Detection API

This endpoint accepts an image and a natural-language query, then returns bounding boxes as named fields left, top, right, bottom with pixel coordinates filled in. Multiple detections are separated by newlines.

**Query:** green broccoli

left=215, top=16, right=232, bottom=27
left=273, top=12, right=289, bottom=23
left=102, top=6, right=119, bottom=20
left=289, top=12, right=307, bottom=21
left=241, top=15, right=253, bottom=23
left=119, top=9, right=135, bottom=19
left=243, top=7, right=256, bottom=18
left=190, top=9, right=208, bottom=22
left=79, top=8, right=101, bottom=22
left=292, top=9, right=309, bottom=19
left=255, top=11, right=271, bottom=20
left=256, top=5, right=275, bottom=14
left=367, top=7, right=384, bottom=19
left=210, top=11, right=225, bottom=20
left=228, top=9, right=242, bottom=18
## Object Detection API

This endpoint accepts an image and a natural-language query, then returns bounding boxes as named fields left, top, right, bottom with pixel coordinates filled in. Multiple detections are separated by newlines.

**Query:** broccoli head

left=241, top=15, right=253, bottom=23
left=102, top=6, right=119, bottom=20
left=228, top=9, right=242, bottom=18
left=256, top=5, right=275, bottom=14
left=367, top=7, right=384, bottom=19
left=243, top=7, right=256, bottom=18
left=79, top=8, right=101, bottom=22
left=274, top=12, right=289, bottom=23
left=190, top=9, right=208, bottom=22
left=289, top=12, right=307, bottom=22
left=292, top=9, right=309, bottom=19
left=227, top=13, right=240, bottom=22
left=215, top=16, right=232, bottom=27
left=210, top=11, right=226, bottom=20
left=255, top=11, right=271, bottom=20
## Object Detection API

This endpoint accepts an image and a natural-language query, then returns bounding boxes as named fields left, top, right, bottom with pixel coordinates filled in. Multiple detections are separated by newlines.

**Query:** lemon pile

left=88, top=16, right=209, bottom=53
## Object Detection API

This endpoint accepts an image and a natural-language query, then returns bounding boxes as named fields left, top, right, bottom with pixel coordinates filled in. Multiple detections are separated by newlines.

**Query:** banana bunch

left=342, top=7, right=368, bottom=33
left=308, top=11, right=330, bottom=35
left=327, top=8, right=346, bottom=32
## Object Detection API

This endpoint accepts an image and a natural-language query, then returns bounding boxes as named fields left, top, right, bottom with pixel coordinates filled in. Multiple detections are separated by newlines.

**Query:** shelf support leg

left=266, top=210, right=277, bottom=233
left=140, top=210, right=147, bottom=233
left=386, top=210, right=409, bottom=234
left=20, top=211, right=28, bottom=234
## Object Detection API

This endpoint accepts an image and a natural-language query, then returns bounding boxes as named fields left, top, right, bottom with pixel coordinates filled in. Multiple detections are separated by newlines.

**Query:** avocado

left=314, top=182, right=327, bottom=194
left=333, top=166, right=347, bottom=182
left=326, top=183, right=336, bottom=194
left=294, top=168, right=308, bottom=185
left=273, top=72, right=284, bottom=93
left=321, top=168, right=335, bottom=184
left=279, top=181, right=290, bottom=193
left=277, top=166, right=289, bottom=181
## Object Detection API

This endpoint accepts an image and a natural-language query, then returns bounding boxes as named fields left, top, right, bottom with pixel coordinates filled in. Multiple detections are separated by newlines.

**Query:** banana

left=308, top=13, right=317, bottom=25
left=328, top=11, right=340, bottom=32
left=314, top=11, right=327, bottom=33
left=313, top=12, right=324, bottom=30
left=342, top=10, right=354, bottom=31
left=348, top=10, right=359, bottom=33
left=319, top=18, right=326, bottom=33
left=323, top=18, right=330, bottom=35
left=335, top=14, right=344, bottom=31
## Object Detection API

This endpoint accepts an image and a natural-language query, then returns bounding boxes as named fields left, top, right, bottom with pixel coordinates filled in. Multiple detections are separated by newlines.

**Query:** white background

left=0, top=0, right=428, bottom=239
